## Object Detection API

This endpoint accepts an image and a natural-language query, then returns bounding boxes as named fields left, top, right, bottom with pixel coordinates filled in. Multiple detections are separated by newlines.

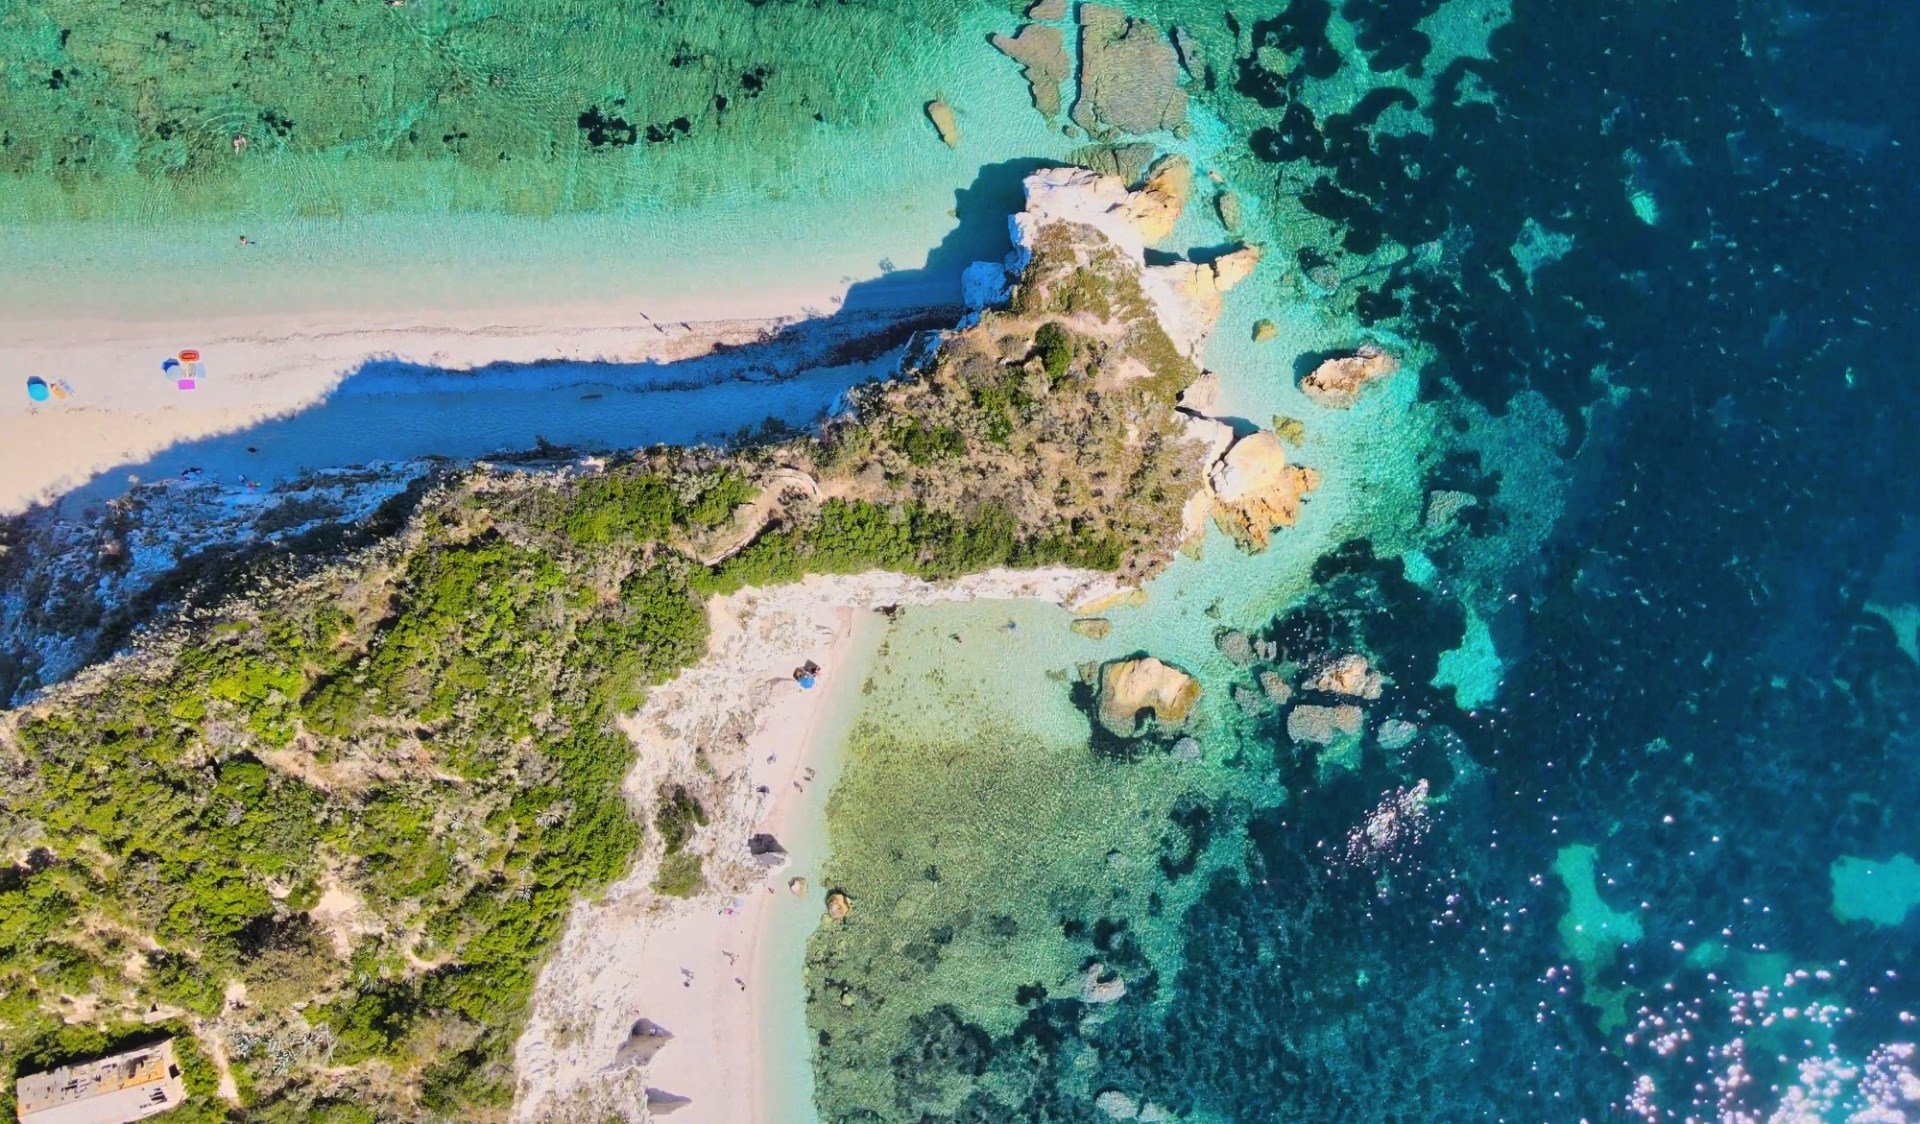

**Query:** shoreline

left=512, top=569, right=1117, bottom=1123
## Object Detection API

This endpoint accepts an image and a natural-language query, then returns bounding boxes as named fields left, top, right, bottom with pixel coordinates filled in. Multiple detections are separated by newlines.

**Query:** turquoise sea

left=6, top=0, right=1920, bottom=1120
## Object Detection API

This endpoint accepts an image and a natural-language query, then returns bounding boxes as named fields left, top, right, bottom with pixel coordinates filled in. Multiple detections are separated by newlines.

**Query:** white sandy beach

left=512, top=568, right=1115, bottom=1124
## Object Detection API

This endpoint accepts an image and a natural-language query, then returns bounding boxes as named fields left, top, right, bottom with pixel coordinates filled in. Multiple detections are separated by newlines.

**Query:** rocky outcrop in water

left=1123, top=155, right=1193, bottom=242
left=1305, top=654, right=1385, bottom=700
left=1287, top=703, right=1364, bottom=745
left=1072, top=5, right=1188, bottom=137
left=1301, top=344, right=1399, bottom=408
left=1096, top=656, right=1201, bottom=736
left=1206, top=431, right=1321, bottom=551
left=925, top=100, right=960, bottom=147
left=992, top=25, right=1069, bottom=120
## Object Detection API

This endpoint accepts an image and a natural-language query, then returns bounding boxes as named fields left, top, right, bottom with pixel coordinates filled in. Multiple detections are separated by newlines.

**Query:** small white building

left=15, top=1039, right=187, bottom=1124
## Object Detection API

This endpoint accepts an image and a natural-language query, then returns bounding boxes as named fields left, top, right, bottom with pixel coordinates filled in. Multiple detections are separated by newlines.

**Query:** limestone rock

left=1028, top=0, right=1067, bottom=18
left=1216, top=189, right=1244, bottom=233
left=1178, top=371, right=1221, bottom=414
left=1071, top=617, right=1113, bottom=639
left=613, top=1018, right=673, bottom=1068
left=925, top=99, right=960, bottom=147
left=749, top=832, right=790, bottom=870
left=1259, top=670, right=1293, bottom=705
left=1096, top=656, right=1201, bottom=737
left=1287, top=703, right=1364, bottom=745
left=825, top=890, right=851, bottom=920
left=788, top=877, right=808, bottom=897
left=1252, top=318, right=1278, bottom=342
left=1096, top=1090, right=1142, bottom=1119
left=992, top=25, right=1070, bottom=120
left=1073, top=5, right=1188, bottom=137
left=1377, top=717, right=1419, bottom=750
left=1305, top=654, right=1384, bottom=700
left=1206, top=430, right=1321, bottom=551
left=1123, top=155, right=1193, bottom=242
left=1301, top=344, right=1399, bottom=408
left=646, top=1089, right=693, bottom=1115
left=1081, top=962, right=1128, bottom=1003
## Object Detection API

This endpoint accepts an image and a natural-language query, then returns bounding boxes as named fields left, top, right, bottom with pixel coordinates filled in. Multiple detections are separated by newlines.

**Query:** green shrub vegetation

left=0, top=224, right=1200, bottom=1118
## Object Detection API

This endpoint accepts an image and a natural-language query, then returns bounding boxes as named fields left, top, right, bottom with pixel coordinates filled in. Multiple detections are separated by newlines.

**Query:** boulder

left=825, top=890, right=851, bottom=920
left=1286, top=703, right=1364, bottom=745
left=1301, top=344, right=1399, bottom=408
left=787, top=877, right=808, bottom=897
left=646, top=1089, right=693, bottom=1115
left=992, top=25, right=1070, bottom=120
left=1252, top=318, right=1278, bottom=342
left=1258, top=670, right=1293, bottom=705
left=1096, top=1090, right=1142, bottom=1119
left=1081, top=962, right=1128, bottom=1003
left=613, top=1018, right=674, bottom=1067
left=1207, top=431, right=1321, bottom=551
left=925, top=99, right=960, bottom=147
left=1123, top=155, right=1193, bottom=242
left=1096, top=657, right=1201, bottom=737
left=748, top=832, right=790, bottom=871
left=1305, top=654, right=1384, bottom=700
left=1072, top=5, right=1187, bottom=137
left=1071, top=617, right=1114, bottom=640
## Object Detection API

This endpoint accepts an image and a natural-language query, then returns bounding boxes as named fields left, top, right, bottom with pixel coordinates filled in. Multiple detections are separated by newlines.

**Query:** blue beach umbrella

left=161, top=357, right=180, bottom=375
left=25, top=377, right=50, bottom=402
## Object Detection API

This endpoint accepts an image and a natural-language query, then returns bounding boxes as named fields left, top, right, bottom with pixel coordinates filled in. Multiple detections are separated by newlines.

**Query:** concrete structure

left=15, top=1039, right=187, bottom=1124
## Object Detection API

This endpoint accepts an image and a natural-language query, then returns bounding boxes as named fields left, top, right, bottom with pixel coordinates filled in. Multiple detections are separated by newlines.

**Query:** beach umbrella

left=25, top=377, right=49, bottom=402
left=161, top=357, right=180, bottom=375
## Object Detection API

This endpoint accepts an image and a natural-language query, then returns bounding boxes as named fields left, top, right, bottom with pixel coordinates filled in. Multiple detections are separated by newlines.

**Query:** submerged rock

left=1252, top=318, right=1278, bottom=342
left=1301, top=344, right=1399, bottom=408
left=1096, top=1090, right=1142, bottom=1119
left=1216, top=189, right=1244, bottom=233
left=1215, top=628, right=1254, bottom=665
left=1171, top=736, right=1202, bottom=761
left=1232, top=683, right=1268, bottom=716
left=1377, top=717, right=1419, bottom=750
left=1170, top=24, right=1206, bottom=80
left=1305, top=654, right=1385, bottom=700
left=1425, top=488, right=1480, bottom=532
left=1259, top=669, right=1293, bottom=705
left=992, top=24, right=1070, bottom=120
left=1081, top=962, right=1128, bottom=1003
left=1207, top=431, right=1321, bottom=551
left=1071, top=617, right=1114, bottom=639
left=925, top=99, right=960, bottom=147
left=1073, top=5, right=1187, bottom=137
left=1096, top=656, right=1202, bottom=736
left=1068, top=141, right=1159, bottom=184
left=1287, top=703, right=1364, bottom=745
left=1027, top=0, right=1067, bottom=17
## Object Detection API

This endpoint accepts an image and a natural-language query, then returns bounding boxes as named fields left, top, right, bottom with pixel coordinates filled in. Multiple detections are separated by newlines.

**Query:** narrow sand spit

left=0, top=303, right=936, bottom=517
left=513, top=568, right=1115, bottom=1123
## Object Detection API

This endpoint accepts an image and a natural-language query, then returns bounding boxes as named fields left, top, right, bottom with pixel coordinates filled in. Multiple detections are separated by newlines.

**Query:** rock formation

left=825, top=890, right=851, bottom=920
left=1301, top=344, right=1399, bottom=407
left=1072, top=5, right=1187, bottom=137
left=1305, top=653, right=1384, bottom=700
left=1377, top=718, right=1419, bottom=750
left=1216, top=189, right=1244, bottom=232
left=1252, top=318, right=1278, bottom=342
left=1259, top=670, right=1293, bottom=705
left=1096, top=1090, right=1142, bottom=1119
left=1096, top=656, right=1201, bottom=736
left=925, top=99, right=960, bottom=147
left=992, top=25, right=1069, bottom=119
left=1122, top=155, right=1193, bottom=242
left=1287, top=703, right=1364, bottom=745
left=1071, top=617, right=1113, bottom=639
left=1425, top=489, right=1479, bottom=532
left=1215, top=628, right=1254, bottom=665
left=1206, top=430, right=1321, bottom=550
left=1027, top=0, right=1067, bottom=18
left=1069, top=141, right=1159, bottom=183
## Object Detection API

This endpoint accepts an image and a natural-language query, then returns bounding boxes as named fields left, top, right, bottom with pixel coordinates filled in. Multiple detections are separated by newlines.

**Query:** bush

left=1035, top=322, right=1074, bottom=382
